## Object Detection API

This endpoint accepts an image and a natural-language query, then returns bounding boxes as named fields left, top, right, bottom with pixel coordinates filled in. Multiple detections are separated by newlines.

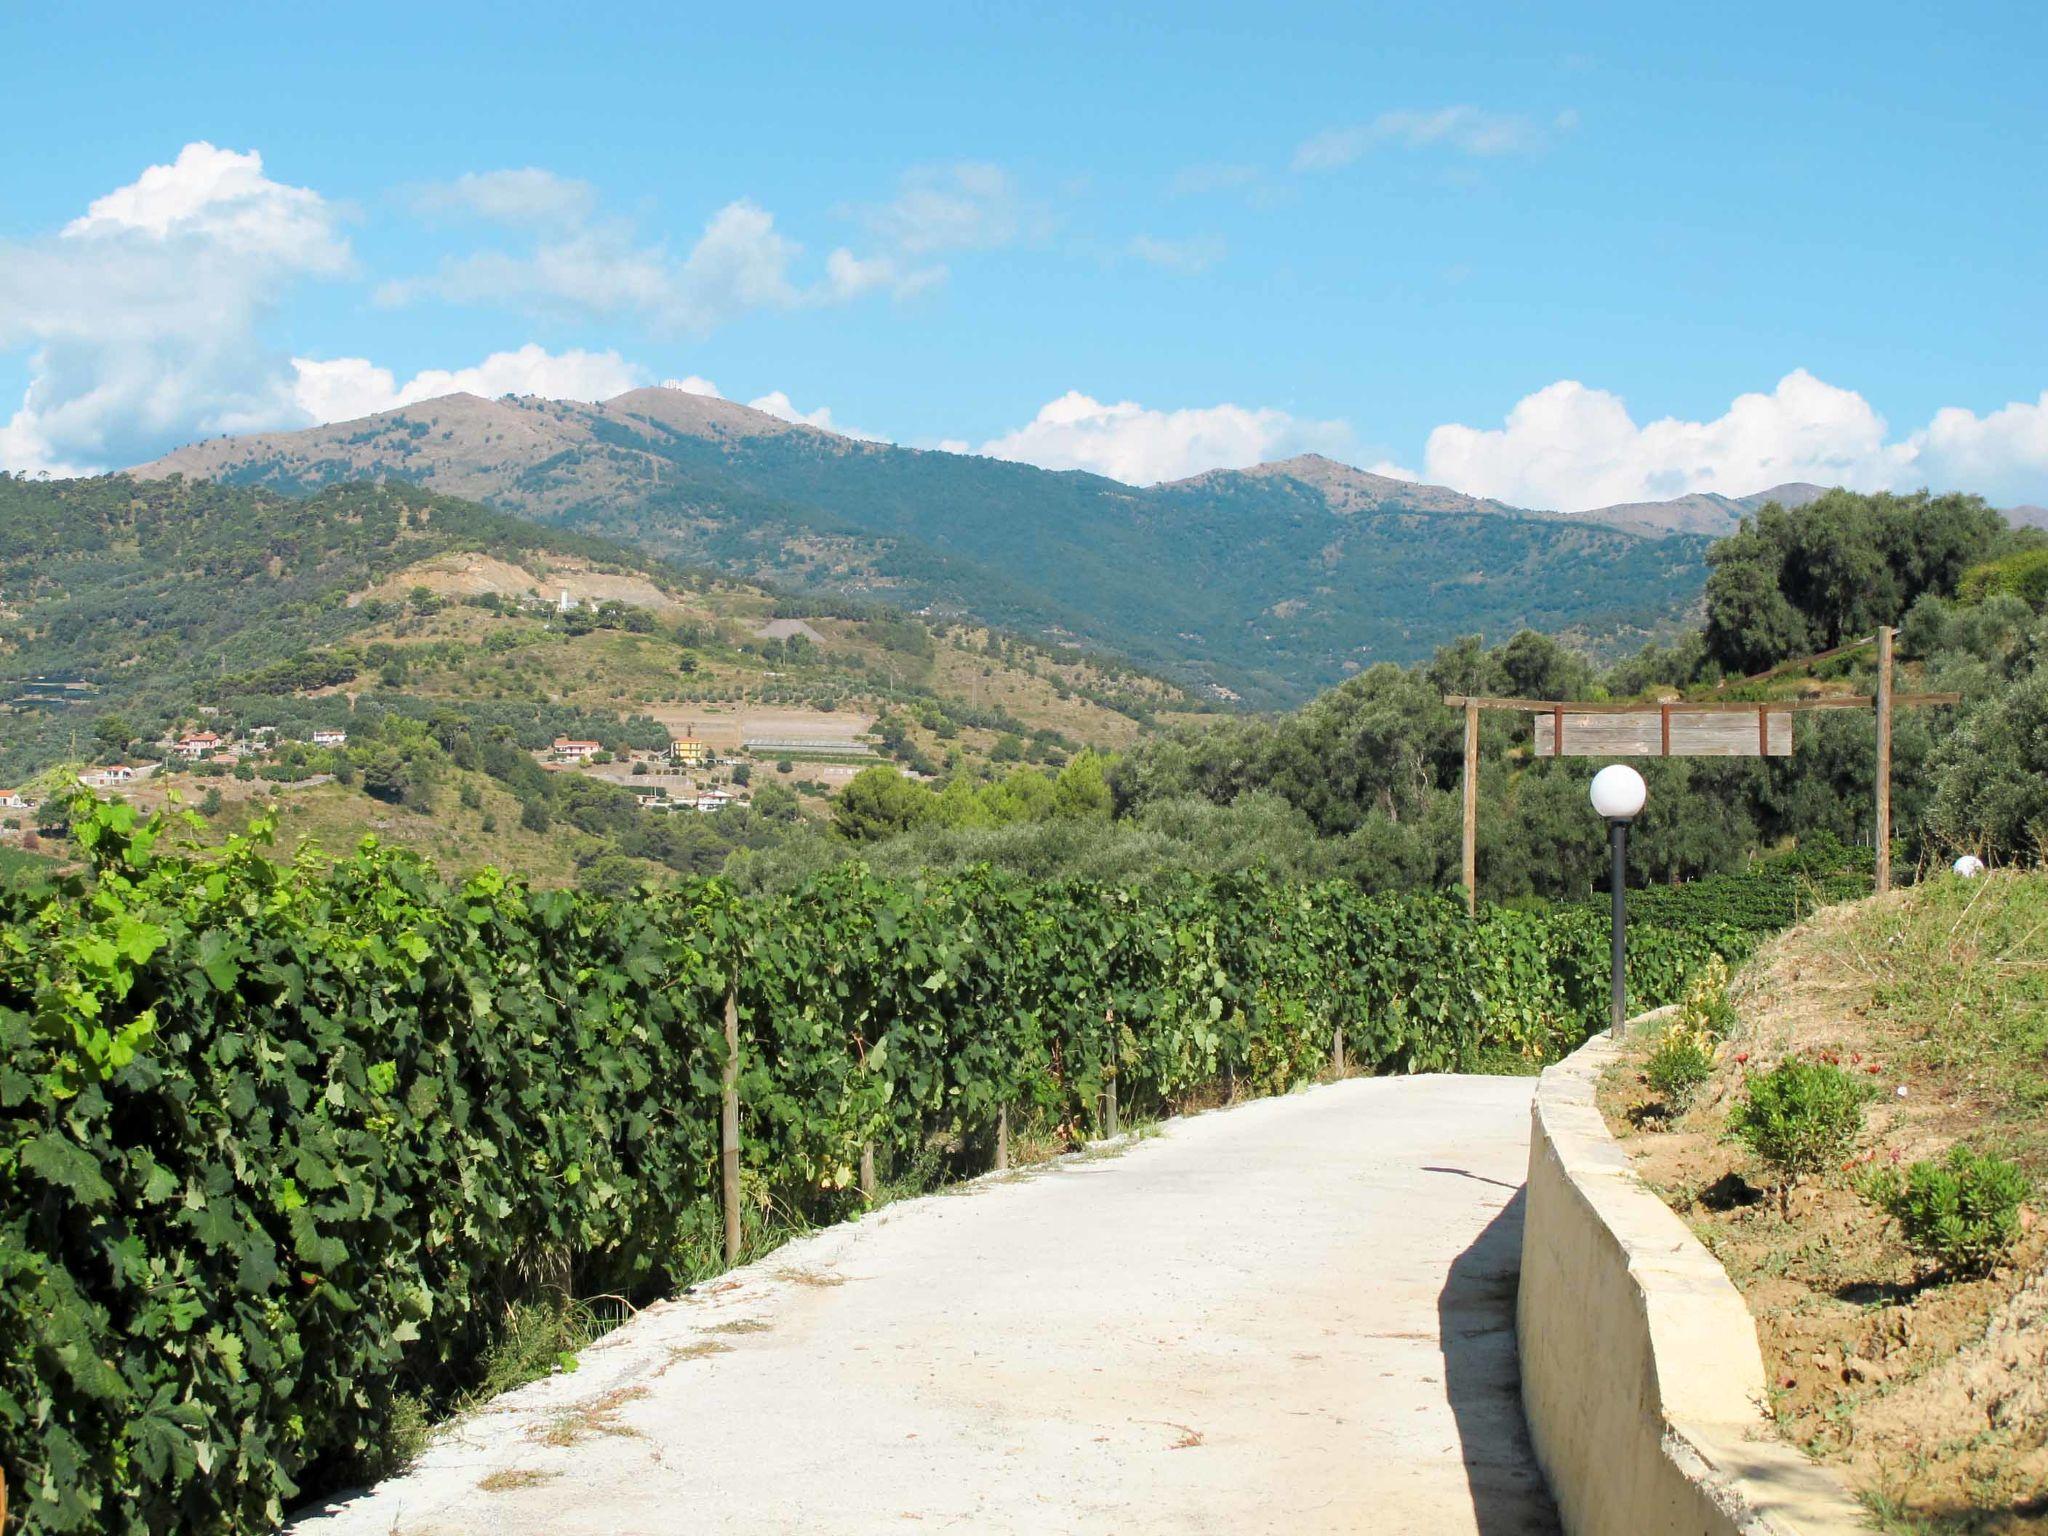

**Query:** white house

left=553, top=737, right=603, bottom=762
left=84, top=765, right=136, bottom=787
left=0, top=790, right=27, bottom=810
left=175, top=731, right=223, bottom=760
left=312, top=728, right=348, bottom=747
left=694, top=789, right=736, bottom=813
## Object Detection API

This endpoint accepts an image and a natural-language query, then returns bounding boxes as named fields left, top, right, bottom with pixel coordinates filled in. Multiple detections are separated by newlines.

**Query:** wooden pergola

left=1445, top=627, right=1958, bottom=913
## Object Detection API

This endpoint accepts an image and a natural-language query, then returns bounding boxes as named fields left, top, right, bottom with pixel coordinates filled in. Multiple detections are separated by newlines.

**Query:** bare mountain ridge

left=134, top=390, right=1821, bottom=536
left=136, top=387, right=856, bottom=520
left=1581, top=482, right=1831, bottom=538
left=1162, top=454, right=1520, bottom=518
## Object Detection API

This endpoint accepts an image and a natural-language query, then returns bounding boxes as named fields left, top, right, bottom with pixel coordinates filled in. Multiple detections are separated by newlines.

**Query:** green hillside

left=0, top=472, right=1212, bottom=886
left=571, top=430, right=1711, bottom=701
left=0, top=474, right=704, bottom=776
left=137, top=390, right=1713, bottom=705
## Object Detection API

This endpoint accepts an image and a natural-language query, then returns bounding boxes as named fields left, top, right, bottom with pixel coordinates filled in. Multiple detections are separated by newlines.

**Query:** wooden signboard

left=1534, top=704, right=1791, bottom=758
left=1444, top=627, right=1959, bottom=912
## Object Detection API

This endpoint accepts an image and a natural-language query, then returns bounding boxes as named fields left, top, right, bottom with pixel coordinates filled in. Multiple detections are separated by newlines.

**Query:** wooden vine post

left=995, top=1104, right=1010, bottom=1171
left=859, top=1143, right=877, bottom=1202
left=1103, top=1010, right=1119, bottom=1139
left=1874, top=625, right=1895, bottom=893
left=720, top=981, right=742, bottom=1266
left=1461, top=699, right=1479, bottom=917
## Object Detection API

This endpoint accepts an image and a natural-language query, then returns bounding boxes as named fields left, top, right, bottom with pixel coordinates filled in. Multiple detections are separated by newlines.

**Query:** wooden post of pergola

left=1447, top=648, right=1952, bottom=911
left=1875, top=626, right=1896, bottom=892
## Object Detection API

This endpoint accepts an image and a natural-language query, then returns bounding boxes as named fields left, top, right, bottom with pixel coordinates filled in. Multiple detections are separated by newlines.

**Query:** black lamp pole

left=1608, top=817, right=1630, bottom=1037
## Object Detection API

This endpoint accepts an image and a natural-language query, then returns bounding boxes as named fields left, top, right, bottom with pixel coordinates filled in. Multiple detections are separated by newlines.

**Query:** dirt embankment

left=1600, top=876, right=2048, bottom=1532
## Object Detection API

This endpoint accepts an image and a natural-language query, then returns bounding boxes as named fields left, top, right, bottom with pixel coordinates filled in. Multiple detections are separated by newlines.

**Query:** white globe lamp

left=1589, top=764, right=1648, bottom=822
left=1953, top=854, right=1985, bottom=879
left=1590, top=764, right=1648, bottom=1037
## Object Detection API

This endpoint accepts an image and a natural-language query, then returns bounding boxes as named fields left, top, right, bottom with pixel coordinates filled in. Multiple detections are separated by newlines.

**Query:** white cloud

left=1914, top=394, right=2048, bottom=504
left=745, top=390, right=880, bottom=441
left=384, top=182, right=947, bottom=329
left=290, top=345, right=647, bottom=423
left=379, top=197, right=801, bottom=332
left=675, top=200, right=802, bottom=317
left=819, top=246, right=944, bottom=302
left=62, top=141, right=349, bottom=270
left=383, top=160, right=996, bottom=333
left=975, top=390, right=1352, bottom=485
left=862, top=161, right=1038, bottom=255
left=1127, top=234, right=1226, bottom=274
left=408, top=168, right=597, bottom=228
left=1293, top=107, right=1562, bottom=172
left=661, top=375, right=723, bottom=398
left=1423, top=370, right=1916, bottom=511
left=0, top=142, right=350, bottom=473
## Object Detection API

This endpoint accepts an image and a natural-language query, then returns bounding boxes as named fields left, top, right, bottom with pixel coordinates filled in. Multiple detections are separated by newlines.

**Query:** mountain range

left=133, top=387, right=1825, bottom=704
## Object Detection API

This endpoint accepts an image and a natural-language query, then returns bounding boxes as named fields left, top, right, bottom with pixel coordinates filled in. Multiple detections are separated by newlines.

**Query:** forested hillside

left=132, top=388, right=1715, bottom=704
left=0, top=474, right=690, bottom=709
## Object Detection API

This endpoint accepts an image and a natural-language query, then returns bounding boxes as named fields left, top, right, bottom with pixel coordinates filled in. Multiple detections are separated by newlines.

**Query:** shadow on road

left=1436, top=1188, right=1562, bottom=1536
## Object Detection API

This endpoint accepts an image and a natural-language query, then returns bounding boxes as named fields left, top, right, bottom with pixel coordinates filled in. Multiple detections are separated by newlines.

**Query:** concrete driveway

left=289, top=1075, right=1558, bottom=1536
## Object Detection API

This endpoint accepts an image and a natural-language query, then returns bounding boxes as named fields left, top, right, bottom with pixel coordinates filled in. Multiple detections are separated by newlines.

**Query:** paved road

left=291, top=1075, right=1558, bottom=1536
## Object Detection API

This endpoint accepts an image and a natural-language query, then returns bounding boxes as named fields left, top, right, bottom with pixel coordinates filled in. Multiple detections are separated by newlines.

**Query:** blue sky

left=4, top=1, right=2046, bottom=507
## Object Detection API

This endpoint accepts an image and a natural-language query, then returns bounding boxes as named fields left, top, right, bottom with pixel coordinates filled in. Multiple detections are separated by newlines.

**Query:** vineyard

left=0, top=799, right=1757, bottom=1535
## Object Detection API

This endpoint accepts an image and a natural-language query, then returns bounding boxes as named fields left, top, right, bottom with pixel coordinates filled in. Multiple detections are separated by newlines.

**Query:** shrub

left=1674, top=953, right=1737, bottom=1040
left=1864, top=1146, right=2029, bottom=1277
left=1645, top=1023, right=1717, bottom=1113
left=1729, top=1058, right=1868, bottom=1208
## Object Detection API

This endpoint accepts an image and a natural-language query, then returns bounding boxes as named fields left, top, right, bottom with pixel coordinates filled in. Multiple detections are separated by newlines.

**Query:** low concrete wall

left=1517, top=1027, right=1868, bottom=1536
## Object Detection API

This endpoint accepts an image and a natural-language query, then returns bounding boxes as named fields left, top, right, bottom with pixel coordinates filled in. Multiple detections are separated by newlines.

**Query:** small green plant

left=1729, top=1058, right=1868, bottom=1210
left=1645, top=1023, right=1717, bottom=1113
left=1643, top=956, right=1736, bottom=1117
left=1675, top=953, right=1738, bottom=1039
left=1863, top=1146, right=2029, bottom=1277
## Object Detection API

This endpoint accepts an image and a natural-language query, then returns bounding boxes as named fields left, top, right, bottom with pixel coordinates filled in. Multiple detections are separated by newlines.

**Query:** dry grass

left=772, top=1266, right=850, bottom=1288
left=476, top=1467, right=557, bottom=1493
left=703, top=1317, right=773, bottom=1336
left=666, top=1339, right=733, bottom=1362
left=528, top=1386, right=650, bottom=1448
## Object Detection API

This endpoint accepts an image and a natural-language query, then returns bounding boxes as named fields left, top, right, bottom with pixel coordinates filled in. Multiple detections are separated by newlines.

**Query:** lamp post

left=1590, top=764, right=1647, bottom=1038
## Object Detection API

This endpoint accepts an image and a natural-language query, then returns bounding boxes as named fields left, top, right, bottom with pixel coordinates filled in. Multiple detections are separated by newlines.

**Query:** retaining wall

left=1516, top=1025, right=1868, bottom=1536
